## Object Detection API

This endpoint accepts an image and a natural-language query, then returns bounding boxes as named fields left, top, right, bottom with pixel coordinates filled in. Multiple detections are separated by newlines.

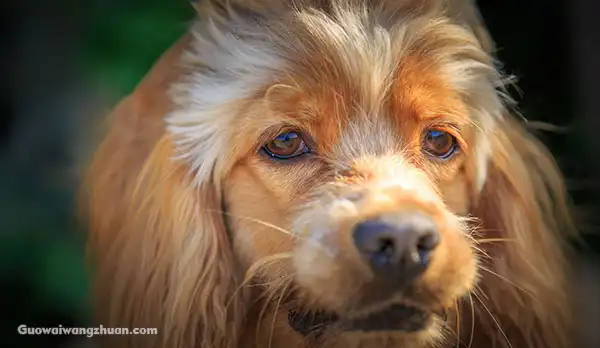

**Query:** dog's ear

left=81, top=34, right=246, bottom=348
left=469, top=116, right=577, bottom=347
left=86, top=134, right=246, bottom=348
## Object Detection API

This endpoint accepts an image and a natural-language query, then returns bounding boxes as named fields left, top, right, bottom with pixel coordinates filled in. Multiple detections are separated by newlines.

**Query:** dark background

left=0, top=0, right=598, bottom=347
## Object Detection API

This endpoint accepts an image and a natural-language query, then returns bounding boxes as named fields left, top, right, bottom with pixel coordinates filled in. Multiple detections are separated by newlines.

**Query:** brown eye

left=422, top=129, right=459, bottom=159
left=263, top=131, right=310, bottom=159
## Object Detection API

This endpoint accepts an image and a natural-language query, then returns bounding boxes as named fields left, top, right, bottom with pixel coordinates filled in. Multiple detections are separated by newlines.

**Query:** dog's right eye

left=263, top=131, right=311, bottom=159
left=422, top=129, right=459, bottom=160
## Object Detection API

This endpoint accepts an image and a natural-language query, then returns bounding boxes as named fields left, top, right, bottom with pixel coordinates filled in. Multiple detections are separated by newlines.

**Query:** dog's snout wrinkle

left=352, top=213, right=440, bottom=285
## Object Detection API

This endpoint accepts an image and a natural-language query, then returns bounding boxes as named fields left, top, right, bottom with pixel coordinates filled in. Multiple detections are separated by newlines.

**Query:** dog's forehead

left=166, top=0, right=500, bottom=180
left=274, top=8, right=469, bottom=110
left=271, top=23, right=471, bottom=156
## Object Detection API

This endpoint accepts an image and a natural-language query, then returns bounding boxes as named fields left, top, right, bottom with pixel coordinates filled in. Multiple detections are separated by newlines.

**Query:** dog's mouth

left=288, top=304, right=436, bottom=336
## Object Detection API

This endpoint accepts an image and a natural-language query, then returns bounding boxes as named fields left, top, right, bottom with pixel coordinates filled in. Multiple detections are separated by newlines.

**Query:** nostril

left=417, top=231, right=439, bottom=251
left=377, top=237, right=395, bottom=256
left=370, top=236, right=397, bottom=268
left=353, top=221, right=401, bottom=268
left=416, top=230, right=439, bottom=264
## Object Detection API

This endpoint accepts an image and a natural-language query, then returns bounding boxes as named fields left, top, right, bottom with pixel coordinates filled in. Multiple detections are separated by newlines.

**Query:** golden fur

left=80, top=1, right=578, bottom=347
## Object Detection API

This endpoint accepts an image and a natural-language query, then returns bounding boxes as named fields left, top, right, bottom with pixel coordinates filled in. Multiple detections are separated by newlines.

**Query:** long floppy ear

left=81, top=36, right=247, bottom=348
left=85, top=134, right=246, bottom=348
left=469, top=116, right=577, bottom=348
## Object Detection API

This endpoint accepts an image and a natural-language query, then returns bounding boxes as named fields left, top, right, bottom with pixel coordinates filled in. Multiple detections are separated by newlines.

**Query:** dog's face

left=86, top=1, right=575, bottom=348
left=167, top=1, right=500, bottom=346
left=225, top=96, right=477, bottom=345
left=224, top=51, right=479, bottom=344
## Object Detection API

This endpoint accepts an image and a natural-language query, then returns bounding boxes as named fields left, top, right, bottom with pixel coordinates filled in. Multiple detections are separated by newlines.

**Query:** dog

left=80, top=0, right=578, bottom=347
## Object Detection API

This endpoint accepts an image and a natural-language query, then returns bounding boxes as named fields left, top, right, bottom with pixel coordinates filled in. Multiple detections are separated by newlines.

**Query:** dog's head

left=84, top=1, right=577, bottom=347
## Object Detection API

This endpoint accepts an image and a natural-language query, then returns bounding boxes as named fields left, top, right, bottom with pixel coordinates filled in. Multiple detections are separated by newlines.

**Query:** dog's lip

left=288, top=309, right=338, bottom=336
left=288, top=304, right=438, bottom=335
left=340, top=304, right=433, bottom=332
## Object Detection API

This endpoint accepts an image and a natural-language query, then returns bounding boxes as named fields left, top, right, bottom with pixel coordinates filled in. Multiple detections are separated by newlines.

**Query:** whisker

left=477, top=265, right=534, bottom=299
left=469, top=243, right=491, bottom=260
left=440, top=321, right=459, bottom=348
left=256, top=275, right=294, bottom=343
left=226, top=253, right=292, bottom=311
left=472, top=228, right=505, bottom=234
left=472, top=291, right=513, bottom=348
left=244, top=253, right=294, bottom=284
left=454, top=300, right=461, bottom=348
left=473, top=237, right=516, bottom=244
left=473, top=285, right=489, bottom=301
left=205, top=209, right=299, bottom=238
left=464, top=236, right=492, bottom=260
left=256, top=290, right=277, bottom=343
left=269, top=281, right=292, bottom=348
left=467, top=293, right=475, bottom=348
left=255, top=275, right=295, bottom=303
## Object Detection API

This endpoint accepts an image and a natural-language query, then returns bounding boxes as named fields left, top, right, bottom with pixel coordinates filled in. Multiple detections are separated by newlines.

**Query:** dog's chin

left=288, top=303, right=439, bottom=337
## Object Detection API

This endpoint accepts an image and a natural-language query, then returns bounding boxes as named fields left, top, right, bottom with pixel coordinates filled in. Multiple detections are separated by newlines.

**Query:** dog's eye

left=422, top=129, right=459, bottom=159
left=263, top=131, right=310, bottom=159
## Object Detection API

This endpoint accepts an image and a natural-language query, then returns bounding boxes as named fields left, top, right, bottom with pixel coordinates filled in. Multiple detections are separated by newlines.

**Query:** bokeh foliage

left=2, top=1, right=193, bottom=347
left=82, top=0, right=193, bottom=98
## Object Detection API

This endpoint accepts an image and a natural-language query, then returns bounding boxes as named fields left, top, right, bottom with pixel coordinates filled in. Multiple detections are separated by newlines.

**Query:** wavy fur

left=81, top=1, right=577, bottom=347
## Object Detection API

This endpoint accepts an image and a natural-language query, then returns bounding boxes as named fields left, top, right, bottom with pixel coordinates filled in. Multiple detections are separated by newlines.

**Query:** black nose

left=352, top=214, right=440, bottom=280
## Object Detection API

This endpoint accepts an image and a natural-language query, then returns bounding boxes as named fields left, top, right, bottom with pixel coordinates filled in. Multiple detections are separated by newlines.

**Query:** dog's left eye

left=422, top=129, right=459, bottom=159
left=263, top=131, right=311, bottom=159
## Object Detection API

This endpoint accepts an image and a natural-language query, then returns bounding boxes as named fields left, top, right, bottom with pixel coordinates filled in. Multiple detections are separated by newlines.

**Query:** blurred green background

left=1, top=1, right=193, bottom=347
left=0, top=0, right=598, bottom=347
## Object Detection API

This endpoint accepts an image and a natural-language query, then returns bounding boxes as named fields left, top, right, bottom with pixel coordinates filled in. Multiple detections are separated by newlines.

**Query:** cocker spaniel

left=81, top=0, right=578, bottom=347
